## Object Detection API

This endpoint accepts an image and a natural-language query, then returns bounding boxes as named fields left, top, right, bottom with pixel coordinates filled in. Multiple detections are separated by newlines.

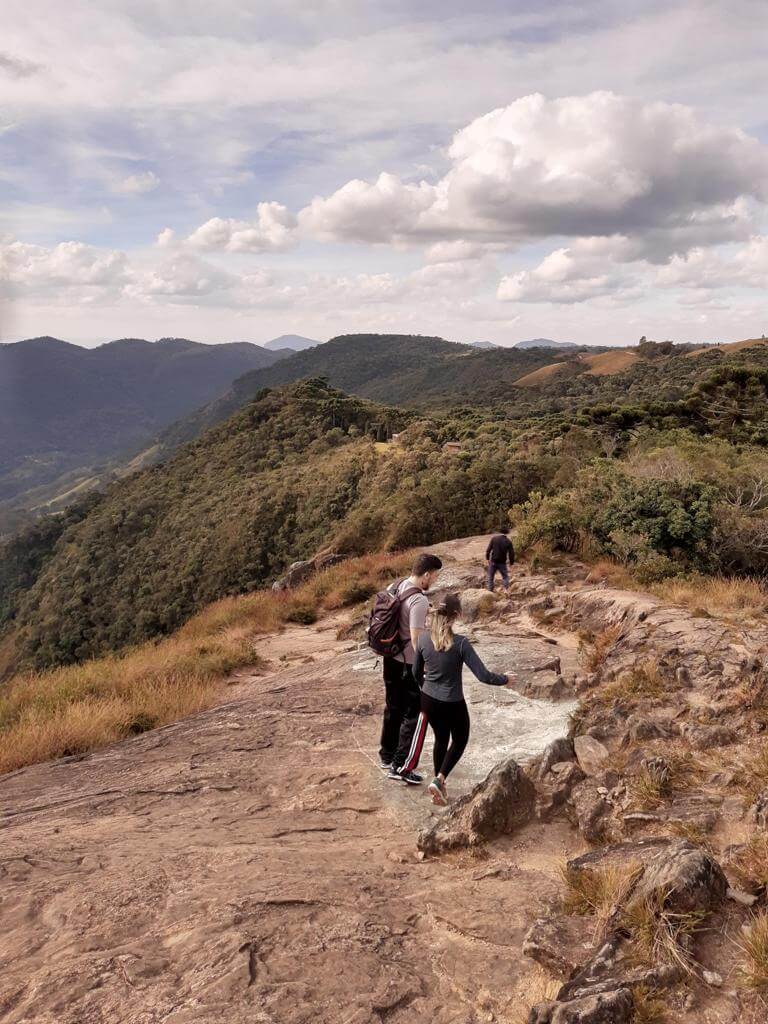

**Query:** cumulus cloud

left=187, top=202, right=298, bottom=252
left=657, top=235, right=768, bottom=290
left=299, top=93, right=768, bottom=258
left=497, top=237, right=640, bottom=304
left=113, top=170, right=160, bottom=195
left=300, top=173, right=435, bottom=244
left=0, top=239, right=128, bottom=297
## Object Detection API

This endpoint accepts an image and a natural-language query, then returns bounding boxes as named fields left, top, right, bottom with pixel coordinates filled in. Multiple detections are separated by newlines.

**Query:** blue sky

left=1, top=0, right=767, bottom=346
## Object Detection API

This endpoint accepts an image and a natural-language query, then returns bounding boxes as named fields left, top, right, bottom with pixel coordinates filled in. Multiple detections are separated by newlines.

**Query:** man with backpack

left=486, top=526, right=514, bottom=594
left=368, top=553, right=443, bottom=784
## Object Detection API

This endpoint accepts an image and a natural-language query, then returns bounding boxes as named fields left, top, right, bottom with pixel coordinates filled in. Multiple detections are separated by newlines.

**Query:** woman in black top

left=402, top=592, right=515, bottom=805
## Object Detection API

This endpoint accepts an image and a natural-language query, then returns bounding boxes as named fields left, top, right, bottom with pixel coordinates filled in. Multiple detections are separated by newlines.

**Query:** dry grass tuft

left=629, top=749, right=699, bottom=810
left=510, top=966, right=560, bottom=1024
left=578, top=623, right=623, bottom=673
left=622, top=890, right=706, bottom=975
left=730, top=833, right=768, bottom=894
left=738, top=743, right=768, bottom=802
left=560, top=863, right=641, bottom=936
left=739, top=911, right=768, bottom=989
left=651, top=574, right=768, bottom=619
left=0, top=551, right=412, bottom=774
left=661, top=820, right=712, bottom=851
left=595, top=659, right=668, bottom=707
left=631, top=984, right=668, bottom=1023
left=584, top=558, right=636, bottom=589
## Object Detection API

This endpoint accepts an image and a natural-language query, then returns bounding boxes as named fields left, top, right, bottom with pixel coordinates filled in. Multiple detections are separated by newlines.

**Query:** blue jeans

left=487, top=561, right=509, bottom=591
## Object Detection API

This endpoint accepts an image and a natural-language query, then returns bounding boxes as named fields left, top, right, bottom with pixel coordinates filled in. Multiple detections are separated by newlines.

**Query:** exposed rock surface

left=418, top=756, right=535, bottom=854
left=271, top=551, right=344, bottom=590
left=523, top=915, right=596, bottom=978
left=566, top=780, right=610, bottom=842
left=635, top=840, right=727, bottom=913
left=459, top=587, right=500, bottom=621
left=529, top=986, right=634, bottom=1023
left=573, top=736, right=609, bottom=776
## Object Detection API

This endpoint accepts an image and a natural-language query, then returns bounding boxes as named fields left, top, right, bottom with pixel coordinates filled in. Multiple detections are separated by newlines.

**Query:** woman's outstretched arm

left=460, top=638, right=508, bottom=686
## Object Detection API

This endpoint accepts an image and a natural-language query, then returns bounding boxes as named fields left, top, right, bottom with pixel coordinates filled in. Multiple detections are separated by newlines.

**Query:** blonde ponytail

left=429, top=592, right=462, bottom=652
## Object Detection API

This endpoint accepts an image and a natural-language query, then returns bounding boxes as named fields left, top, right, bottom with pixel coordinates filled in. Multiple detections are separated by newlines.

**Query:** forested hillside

left=5, top=337, right=768, bottom=675
left=0, top=336, right=286, bottom=504
left=4, top=379, right=545, bottom=667
left=161, top=334, right=570, bottom=445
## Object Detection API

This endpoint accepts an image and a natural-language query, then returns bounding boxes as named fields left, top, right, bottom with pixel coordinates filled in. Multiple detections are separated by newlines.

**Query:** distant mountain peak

left=264, top=334, right=321, bottom=352
left=468, top=341, right=498, bottom=350
left=513, top=338, right=579, bottom=351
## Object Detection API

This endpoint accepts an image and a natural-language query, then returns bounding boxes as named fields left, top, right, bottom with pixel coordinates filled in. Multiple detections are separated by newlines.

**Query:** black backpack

left=367, top=579, right=422, bottom=657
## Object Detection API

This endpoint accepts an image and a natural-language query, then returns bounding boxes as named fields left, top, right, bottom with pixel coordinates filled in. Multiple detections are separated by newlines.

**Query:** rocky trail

left=2, top=537, right=768, bottom=1022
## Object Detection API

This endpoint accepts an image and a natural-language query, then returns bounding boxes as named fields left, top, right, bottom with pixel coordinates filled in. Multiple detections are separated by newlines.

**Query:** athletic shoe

left=428, top=778, right=448, bottom=806
left=387, top=765, right=405, bottom=781
left=399, top=769, right=423, bottom=785
left=379, top=758, right=393, bottom=771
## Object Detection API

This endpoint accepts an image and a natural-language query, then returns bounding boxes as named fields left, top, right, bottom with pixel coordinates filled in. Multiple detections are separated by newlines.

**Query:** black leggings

left=422, top=693, right=470, bottom=778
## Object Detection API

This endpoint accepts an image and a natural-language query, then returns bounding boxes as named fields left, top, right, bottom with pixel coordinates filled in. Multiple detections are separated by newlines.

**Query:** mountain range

left=0, top=336, right=288, bottom=506
left=4, top=332, right=768, bottom=671
left=513, top=338, right=578, bottom=350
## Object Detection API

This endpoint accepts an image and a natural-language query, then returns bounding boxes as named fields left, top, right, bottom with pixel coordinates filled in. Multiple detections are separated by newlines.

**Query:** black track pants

left=379, top=656, right=420, bottom=768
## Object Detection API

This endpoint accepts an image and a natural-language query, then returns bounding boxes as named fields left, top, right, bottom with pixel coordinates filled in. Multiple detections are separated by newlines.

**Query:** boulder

left=537, top=762, right=586, bottom=820
left=567, top=780, right=610, bottom=843
left=536, top=737, right=576, bottom=780
left=272, top=559, right=315, bottom=591
left=523, top=915, right=596, bottom=978
left=573, top=736, right=610, bottom=776
left=623, top=713, right=676, bottom=743
left=271, top=552, right=345, bottom=591
left=529, top=987, right=634, bottom=1024
left=681, top=723, right=738, bottom=750
left=634, top=840, right=727, bottom=914
left=417, top=756, right=535, bottom=855
left=460, top=588, right=500, bottom=622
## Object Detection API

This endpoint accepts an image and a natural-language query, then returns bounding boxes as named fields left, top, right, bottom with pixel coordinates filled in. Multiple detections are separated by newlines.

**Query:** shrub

left=285, top=602, right=319, bottom=625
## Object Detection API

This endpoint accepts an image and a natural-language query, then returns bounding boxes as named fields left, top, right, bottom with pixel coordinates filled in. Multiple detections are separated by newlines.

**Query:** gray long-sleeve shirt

left=413, top=632, right=507, bottom=702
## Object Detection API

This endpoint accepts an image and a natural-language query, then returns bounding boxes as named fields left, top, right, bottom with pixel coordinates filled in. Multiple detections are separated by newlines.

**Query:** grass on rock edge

left=0, top=551, right=412, bottom=775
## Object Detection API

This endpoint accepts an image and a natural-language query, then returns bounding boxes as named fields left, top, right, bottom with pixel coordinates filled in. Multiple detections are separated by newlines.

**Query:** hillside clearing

left=581, top=348, right=640, bottom=375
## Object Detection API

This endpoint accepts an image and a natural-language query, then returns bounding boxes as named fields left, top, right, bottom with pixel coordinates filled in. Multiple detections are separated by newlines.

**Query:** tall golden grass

left=0, top=551, right=411, bottom=774
left=651, top=573, right=768, bottom=618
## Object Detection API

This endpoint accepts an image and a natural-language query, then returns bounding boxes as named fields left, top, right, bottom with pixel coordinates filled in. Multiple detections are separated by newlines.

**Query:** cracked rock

left=417, top=756, right=534, bottom=855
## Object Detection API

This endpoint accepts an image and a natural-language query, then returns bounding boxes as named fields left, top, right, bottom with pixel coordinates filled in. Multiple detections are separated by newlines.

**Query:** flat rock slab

left=523, top=914, right=597, bottom=978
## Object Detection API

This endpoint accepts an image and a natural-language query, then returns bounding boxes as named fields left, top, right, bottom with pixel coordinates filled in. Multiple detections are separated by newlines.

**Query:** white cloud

left=657, top=235, right=768, bottom=290
left=299, top=93, right=768, bottom=258
left=112, top=170, right=160, bottom=195
left=0, top=239, right=127, bottom=297
left=300, top=173, right=435, bottom=244
left=424, top=239, right=494, bottom=263
left=498, top=237, right=640, bottom=304
left=187, top=202, right=298, bottom=252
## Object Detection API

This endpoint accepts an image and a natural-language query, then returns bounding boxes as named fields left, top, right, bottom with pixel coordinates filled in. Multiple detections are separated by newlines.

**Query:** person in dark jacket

left=485, top=526, right=514, bottom=594
left=401, top=593, right=516, bottom=805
